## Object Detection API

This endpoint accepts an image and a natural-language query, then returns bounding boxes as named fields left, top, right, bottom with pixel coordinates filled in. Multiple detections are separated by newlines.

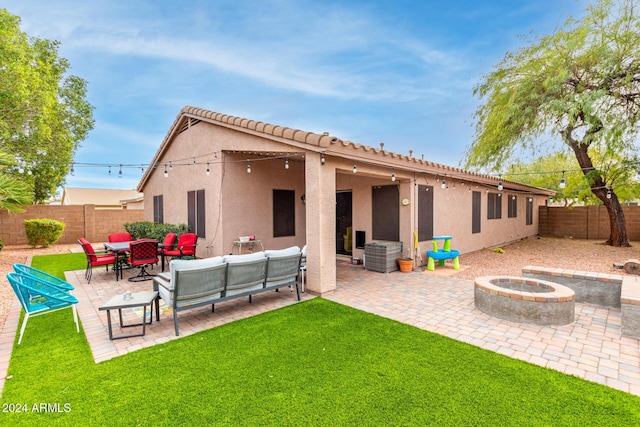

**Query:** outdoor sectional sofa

left=153, top=246, right=302, bottom=335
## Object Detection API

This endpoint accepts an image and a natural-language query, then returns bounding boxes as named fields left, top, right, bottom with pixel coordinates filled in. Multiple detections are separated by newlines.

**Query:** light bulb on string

left=606, top=188, right=612, bottom=199
left=441, top=178, right=446, bottom=189
left=108, top=166, right=111, bottom=176
left=247, top=161, right=252, bottom=173
left=559, top=171, right=566, bottom=189
left=498, top=175, right=503, bottom=191
left=321, top=153, right=325, bottom=165
left=206, top=163, right=210, bottom=176
left=118, top=164, right=122, bottom=178
left=391, top=170, right=396, bottom=182
left=353, top=163, right=357, bottom=173
left=163, top=165, right=168, bottom=178
left=285, top=158, right=289, bottom=169
left=70, top=164, right=74, bottom=176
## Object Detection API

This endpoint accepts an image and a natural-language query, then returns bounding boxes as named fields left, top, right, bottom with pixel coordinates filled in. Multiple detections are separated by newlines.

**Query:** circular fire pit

left=474, top=276, right=575, bottom=326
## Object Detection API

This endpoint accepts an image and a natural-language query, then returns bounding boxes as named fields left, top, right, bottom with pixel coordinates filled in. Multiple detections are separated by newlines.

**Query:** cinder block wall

left=0, top=205, right=144, bottom=245
left=539, top=206, right=640, bottom=240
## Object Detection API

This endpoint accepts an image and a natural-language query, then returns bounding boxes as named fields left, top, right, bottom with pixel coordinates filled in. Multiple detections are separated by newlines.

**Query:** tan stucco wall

left=141, top=114, right=549, bottom=295
left=143, top=122, right=307, bottom=259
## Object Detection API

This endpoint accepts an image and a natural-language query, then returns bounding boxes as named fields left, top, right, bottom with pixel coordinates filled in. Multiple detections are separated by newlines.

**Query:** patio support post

left=304, top=152, right=336, bottom=293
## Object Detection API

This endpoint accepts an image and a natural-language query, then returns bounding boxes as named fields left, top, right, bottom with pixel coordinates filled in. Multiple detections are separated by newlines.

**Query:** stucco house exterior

left=138, top=106, right=554, bottom=294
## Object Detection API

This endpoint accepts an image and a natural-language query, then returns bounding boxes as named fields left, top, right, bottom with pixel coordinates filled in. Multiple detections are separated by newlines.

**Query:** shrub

left=0, top=237, right=4, bottom=251
left=24, top=218, right=66, bottom=248
left=124, top=221, right=189, bottom=241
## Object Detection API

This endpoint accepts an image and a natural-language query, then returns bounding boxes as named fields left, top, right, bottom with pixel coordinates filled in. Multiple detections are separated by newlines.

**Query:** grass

left=1, top=253, right=639, bottom=426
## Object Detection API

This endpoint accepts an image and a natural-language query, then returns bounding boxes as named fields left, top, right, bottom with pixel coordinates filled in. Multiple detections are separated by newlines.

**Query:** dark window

left=472, top=191, right=481, bottom=234
left=526, top=196, right=534, bottom=225
left=508, top=194, right=517, bottom=218
left=372, top=185, right=399, bottom=241
left=273, top=189, right=295, bottom=237
left=153, top=195, right=163, bottom=224
left=187, top=190, right=206, bottom=238
left=488, top=192, right=502, bottom=220
left=418, top=185, right=434, bottom=241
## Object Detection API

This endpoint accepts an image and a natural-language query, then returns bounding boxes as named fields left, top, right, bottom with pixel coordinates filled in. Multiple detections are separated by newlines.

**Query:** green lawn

left=1, top=253, right=639, bottom=426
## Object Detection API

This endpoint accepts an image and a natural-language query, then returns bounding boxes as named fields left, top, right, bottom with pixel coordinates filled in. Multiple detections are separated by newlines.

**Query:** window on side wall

left=487, top=192, right=502, bottom=220
left=472, top=191, right=481, bottom=234
left=273, top=189, right=295, bottom=237
left=508, top=194, right=517, bottom=218
left=187, top=190, right=206, bottom=238
left=153, top=195, right=163, bottom=224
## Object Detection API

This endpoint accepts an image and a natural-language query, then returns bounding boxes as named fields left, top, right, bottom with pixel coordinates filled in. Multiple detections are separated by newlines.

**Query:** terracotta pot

left=397, top=258, right=413, bottom=273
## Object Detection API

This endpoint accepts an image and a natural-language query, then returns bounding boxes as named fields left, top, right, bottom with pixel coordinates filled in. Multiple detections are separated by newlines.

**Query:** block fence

left=538, top=205, right=640, bottom=240
left=0, top=205, right=144, bottom=245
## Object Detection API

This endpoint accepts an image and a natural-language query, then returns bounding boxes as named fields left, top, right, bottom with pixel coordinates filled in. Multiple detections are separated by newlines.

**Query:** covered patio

left=2, top=260, right=638, bottom=396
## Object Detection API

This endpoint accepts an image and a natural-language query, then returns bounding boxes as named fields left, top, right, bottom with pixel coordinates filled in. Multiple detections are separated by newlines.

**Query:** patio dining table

left=104, top=241, right=131, bottom=281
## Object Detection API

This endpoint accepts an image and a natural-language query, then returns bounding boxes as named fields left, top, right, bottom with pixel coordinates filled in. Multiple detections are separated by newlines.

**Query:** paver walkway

left=1, top=260, right=639, bottom=398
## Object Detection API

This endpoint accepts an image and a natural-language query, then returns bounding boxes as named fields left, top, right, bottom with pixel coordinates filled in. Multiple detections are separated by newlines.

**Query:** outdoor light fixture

left=391, top=170, right=396, bottom=182
left=108, top=166, right=111, bottom=176
left=70, top=164, right=74, bottom=176
left=163, top=165, right=168, bottom=178
left=441, top=178, right=446, bottom=189
left=353, top=163, right=357, bottom=173
left=607, top=188, right=612, bottom=199
left=206, top=163, right=210, bottom=176
left=247, top=161, right=252, bottom=173
left=559, top=171, right=566, bottom=189
left=169, top=161, right=173, bottom=170
left=118, top=164, right=122, bottom=178
left=498, top=175, right=503, bottom=191
left=321, top=153, right=325, bottom=165
left=285, top=158, right=289, bottom=169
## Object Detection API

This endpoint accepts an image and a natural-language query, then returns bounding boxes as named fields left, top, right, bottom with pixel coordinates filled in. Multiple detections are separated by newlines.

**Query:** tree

left=0, top=149, right=32, bottom=212
left=0, top=9, right=94, bottom=203
left=508, top=151, right=640, bottom=206
left=466, top=0, right=640, bottom=246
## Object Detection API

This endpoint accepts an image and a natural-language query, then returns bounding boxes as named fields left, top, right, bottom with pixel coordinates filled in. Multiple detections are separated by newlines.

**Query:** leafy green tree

left=466, top=0, right=640, bottom=246
left=0, top=9, right=94, bottom=203
left=0, top=149, right=32, bottom=212
left=508, top=152, right=640, bottom=207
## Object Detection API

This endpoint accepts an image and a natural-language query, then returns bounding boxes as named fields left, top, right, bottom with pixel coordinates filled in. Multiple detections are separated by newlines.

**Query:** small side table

left=230, top=239, right=264, bottom=254
left=99, top=291, right=159, bottom=340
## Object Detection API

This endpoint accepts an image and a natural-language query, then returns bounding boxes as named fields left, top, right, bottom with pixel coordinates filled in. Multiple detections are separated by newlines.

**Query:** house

left=138, top=106, right=554, bottom=294
left=61, top=188, right=144, bottom=210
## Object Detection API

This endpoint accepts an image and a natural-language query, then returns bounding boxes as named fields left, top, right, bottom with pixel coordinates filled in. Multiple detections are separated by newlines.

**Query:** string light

left=353, top=163, right=357, bottom=173
left=206, top=163, right=210, bottom=176
left=247, top=161, right=252, bottom=173
left=391, top=170, right=396, bottom=182
left=70, top=164, right=74, bottom=176
left=321, top=153, right=325, bottom=165
left=108, top=166, right=111, bottom=176
left=163, top=165, right=168, bottom=178
left=498, top=175, right=503, bottom=191
left=606, top=188, right=612, bottom=199
left=559, top=171, right=566, bottom=189
left=441, top=177, right=446, bottom=189
left=285, top=158, right=289, bottom=169
left=118, top=164, right=122, bottom=178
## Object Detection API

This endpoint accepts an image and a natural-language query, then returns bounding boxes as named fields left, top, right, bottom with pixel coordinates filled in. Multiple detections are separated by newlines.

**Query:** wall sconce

left=300, top=194, right=306, bottom=204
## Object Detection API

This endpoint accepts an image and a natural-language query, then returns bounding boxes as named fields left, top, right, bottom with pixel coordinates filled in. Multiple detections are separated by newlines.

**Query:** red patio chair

left=108, top=232, right=132, bottom=243
left=128, top=239, right=159, bottom=282
left=158, top=232, right=178, bottom=271
left=78, top=238, right=117, bottom=283
left=162, top=233, right=198, bottom=260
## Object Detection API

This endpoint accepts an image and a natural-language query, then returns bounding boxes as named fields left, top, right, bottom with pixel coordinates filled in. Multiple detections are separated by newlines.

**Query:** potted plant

left=397, top=249, right=413, bottom=273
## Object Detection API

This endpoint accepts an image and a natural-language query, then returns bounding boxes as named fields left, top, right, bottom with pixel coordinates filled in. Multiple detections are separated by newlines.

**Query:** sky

left=4, top=0, right=585, bottom=192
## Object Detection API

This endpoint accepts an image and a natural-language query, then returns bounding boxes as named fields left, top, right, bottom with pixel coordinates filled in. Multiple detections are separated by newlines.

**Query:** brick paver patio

left=1, top=259, right=639, bottom=397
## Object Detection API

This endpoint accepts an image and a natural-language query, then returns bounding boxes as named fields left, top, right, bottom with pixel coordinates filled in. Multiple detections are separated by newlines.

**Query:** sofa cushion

left=223, top=251, right=266, bottom=264
left=265, top=246, right=301, bottom=258
left=170, top=256, right=224, bottom=284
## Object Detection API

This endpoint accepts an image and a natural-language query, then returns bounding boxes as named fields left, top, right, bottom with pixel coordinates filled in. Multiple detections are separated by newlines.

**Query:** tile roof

left=138, top=106, right=554, bottom=195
